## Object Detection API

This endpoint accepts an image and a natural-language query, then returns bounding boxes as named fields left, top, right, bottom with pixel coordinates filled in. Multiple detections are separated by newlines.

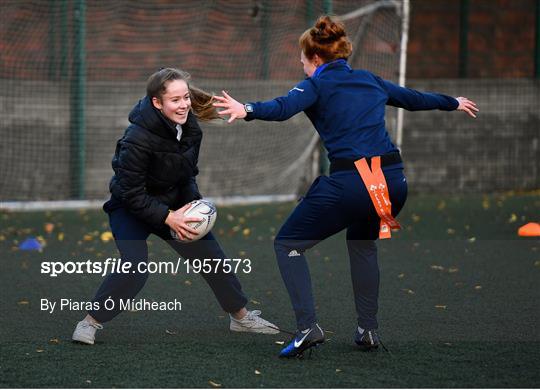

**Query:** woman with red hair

left=214, top=16, right=477, bottom=358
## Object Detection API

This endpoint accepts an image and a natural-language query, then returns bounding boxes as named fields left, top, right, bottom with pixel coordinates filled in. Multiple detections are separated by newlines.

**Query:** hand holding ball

left=168, top=200, right=217, bottom=242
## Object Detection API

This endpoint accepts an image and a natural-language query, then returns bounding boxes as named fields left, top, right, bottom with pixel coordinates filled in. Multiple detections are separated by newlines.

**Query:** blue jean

left=274, top=166, right=408, bottom=330
left=89, top=207, right=248, bottom=322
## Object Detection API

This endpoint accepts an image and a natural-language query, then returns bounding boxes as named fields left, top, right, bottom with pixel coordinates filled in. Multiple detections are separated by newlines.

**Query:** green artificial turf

left=1, top=193, right=539, bottom=387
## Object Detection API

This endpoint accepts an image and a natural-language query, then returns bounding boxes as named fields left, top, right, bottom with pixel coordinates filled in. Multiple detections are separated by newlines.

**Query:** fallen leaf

left=184, top=280, right=192, bottom=286
left=208, top=380, right=222, bottom=388
left=17, top=300, right=29, bottom=305
left=398, top=273, right=405, bottom=279
left=36, top=349, right=44, bottom=353
left=48, top=338, right=60, bottom=344
left=430, top=265, right=445, bottom=271
left=100, top=231, right=113, bottom=242
left=508, top=213, right=517, bottom=223
left=474, top=285, right=482, bottom=290
left=58, top=232, right=64, bottom=241
left=242, top=228, right=251, bottom=237
left=448, top=267, right=459, bottom=273
left=254, top=370, right=261, bottom=375
left=468, top=237, right=476, bottom=243
left=336, top=369, right=342, bottom=373
left=85, top=380, right=92, bottom=384
left=447, top=228, right=455, bottom=235
left=435, top=305, right=447, bottom=309
left=412, top=214, right=421, bottom=222
left=165, top=329, right=177, bottom=335
left=482, top=198, right=490, bottom=210
left=250, top=299, right=260, bottom=305
left=274, top=341, right=285, bottom=345
left=402, top=288, right=415, bottom=295
left=534, top=260, right=540, bottom=267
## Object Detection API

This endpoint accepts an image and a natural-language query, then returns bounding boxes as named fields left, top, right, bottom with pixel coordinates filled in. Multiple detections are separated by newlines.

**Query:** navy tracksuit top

left=245, top=60, right=459, bottom=161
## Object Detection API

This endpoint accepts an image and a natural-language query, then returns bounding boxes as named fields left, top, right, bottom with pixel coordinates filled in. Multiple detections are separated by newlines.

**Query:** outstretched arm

left=376, top=76, right=479, bottom=118
left=213, top=79, right=318, bottom=123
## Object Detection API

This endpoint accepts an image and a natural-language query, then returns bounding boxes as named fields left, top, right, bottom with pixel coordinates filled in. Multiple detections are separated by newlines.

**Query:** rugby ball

left=170, top=199, right=217, bottom=242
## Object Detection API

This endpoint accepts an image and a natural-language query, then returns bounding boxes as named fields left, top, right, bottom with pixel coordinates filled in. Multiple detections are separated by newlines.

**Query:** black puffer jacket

left=105, top=96, right=202, bottom=228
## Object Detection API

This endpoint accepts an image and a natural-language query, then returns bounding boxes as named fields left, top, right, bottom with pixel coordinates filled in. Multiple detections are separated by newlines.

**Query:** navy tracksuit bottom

left=88, top=207, right=248, bottom=323
left=274, top=166, right=407, bottom=331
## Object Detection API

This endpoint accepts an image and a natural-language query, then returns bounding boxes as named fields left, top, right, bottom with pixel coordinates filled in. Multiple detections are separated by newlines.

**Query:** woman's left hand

left=456, top=97, right=479, bottom=118
left=213, top=91, right=246, bottom=123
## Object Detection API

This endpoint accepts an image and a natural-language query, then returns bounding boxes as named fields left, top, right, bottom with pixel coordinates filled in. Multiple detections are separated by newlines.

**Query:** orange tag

left=354, top=157, right=401, bottom=239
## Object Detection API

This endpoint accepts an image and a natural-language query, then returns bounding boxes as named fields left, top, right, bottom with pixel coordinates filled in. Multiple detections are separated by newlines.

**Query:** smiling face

left=151, top=79, right=191, bottom=125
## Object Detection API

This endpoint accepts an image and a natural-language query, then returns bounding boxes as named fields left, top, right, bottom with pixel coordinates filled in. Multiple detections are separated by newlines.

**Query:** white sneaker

left=72, top=320, right=103, bottom=345
left=230, top=310, right=280, bottom=334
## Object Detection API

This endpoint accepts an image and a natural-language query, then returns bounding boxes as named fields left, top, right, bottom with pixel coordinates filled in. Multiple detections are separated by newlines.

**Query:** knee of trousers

left=273, top=236, right=305, bottom=259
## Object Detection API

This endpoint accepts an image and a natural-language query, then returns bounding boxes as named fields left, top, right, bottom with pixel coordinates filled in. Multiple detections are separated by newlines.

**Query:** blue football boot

left=279, top=323, right=325, bottom=358
left=354, top=327, right=380, bottom=351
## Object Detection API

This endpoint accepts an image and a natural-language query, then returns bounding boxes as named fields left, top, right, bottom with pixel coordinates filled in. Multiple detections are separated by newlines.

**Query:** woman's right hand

left=165, top=203, right=202, bottom=241
left=213, top=91, right=247, bottom=123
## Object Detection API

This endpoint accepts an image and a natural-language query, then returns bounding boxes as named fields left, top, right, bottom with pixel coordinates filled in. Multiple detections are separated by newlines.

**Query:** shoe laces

left=245, top=309, right=262, bottom=320
left=82, top=321, right=103, bottom=330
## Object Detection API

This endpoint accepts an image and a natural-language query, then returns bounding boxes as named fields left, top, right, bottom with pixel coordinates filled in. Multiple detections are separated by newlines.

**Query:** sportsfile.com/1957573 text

left=40, top=257, right=252, bottom=277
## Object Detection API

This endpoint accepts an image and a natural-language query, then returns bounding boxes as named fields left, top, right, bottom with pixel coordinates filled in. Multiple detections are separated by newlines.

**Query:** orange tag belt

left=354, top=156, right=401, bottom=239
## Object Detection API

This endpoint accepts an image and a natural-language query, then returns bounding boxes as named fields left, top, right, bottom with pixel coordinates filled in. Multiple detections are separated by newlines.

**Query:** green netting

left=0, top=0, right=404, bottom=201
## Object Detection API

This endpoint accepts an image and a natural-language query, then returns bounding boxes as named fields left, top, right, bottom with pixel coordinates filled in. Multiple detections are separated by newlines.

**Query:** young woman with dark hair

left=72, top=68, right=278, bottom=345
left=214, top=16, right=478, bottom=358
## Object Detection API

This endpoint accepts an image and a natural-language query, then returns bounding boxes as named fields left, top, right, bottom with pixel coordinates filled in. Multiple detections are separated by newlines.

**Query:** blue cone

left=19, top=237, right=43, bottom=251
